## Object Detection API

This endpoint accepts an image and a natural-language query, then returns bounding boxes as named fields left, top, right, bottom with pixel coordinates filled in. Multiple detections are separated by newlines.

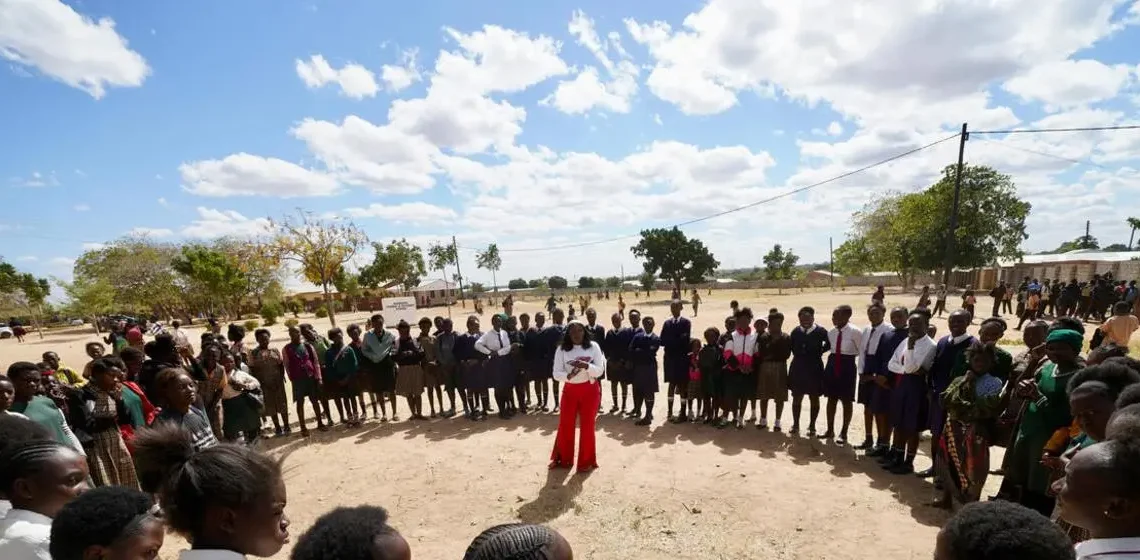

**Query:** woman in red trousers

left=550, top=320, right=606, bottom=472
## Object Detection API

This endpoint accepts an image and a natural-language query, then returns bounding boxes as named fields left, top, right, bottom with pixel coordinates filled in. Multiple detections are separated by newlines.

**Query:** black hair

left=965, top=341, right=997, bottom=368
left=49, top=486, right=159, bottom=560
left=328, top=327, right=343, bottom=340
left=979, top=317, right=1007, bottom=331
left=834, top=305, right=853, bottom=318
left=227, top=323, right=246, bottom=343
left=153, top=367, right=192, bottom=401
left=868, top=302, right=885, bottom=312
left=0, top=439, right=74, bottom=495
left=89, top=357, right=120, bottom=378
left=798, top=306, right=814, bottom=316
left=131, top=423, right=282, bottom=541
left=938, top=501, right=1074, bottom=560
left=291, top=505, right=401, bottom=560
left=84, top=341, right=105, bottom=353
left=1100, top=437, right=1140, bottom=499
left=1050, top=316, right=1085, bottom=335
left=520, top=313, right=531, bottom=320
left=418, top=316, right=432, bottom=326
left=143, top=340, right=158, bottom=359
left=560, top=322, right=593, bottom=351
left=729, top=300, right=738, bottom=307
left=1115, top=301, right=1132, bottom=314
left=1068, top=363, right=1140, bottom=400
left=120, top=346, right=145, bottom=362
left=1090, top=343, right=1130, bottom=364
left=463, top=523, right=560, bottom=560
left=0, top=414, right=51, bottom=455
left=703, top=326, right=720, bottom=340
left=735, top=306, right=753, bottom=320
left=255, top=328, right=271, bottom=338
left=768, top=310, right=784, bottom=322
left=370, top=314, right=384, bottom=323
left=6, top=361, right=39, bottom=381
left=1116, top=382, right=1140, bottom=409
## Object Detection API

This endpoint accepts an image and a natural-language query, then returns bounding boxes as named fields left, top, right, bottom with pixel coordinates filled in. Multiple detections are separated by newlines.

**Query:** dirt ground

left=0, top=288, right=1094, bottom=559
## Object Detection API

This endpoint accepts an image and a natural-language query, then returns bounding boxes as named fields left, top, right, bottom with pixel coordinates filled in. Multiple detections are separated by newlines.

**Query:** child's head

left=831, top=305, right=852, bottom=328
left=1067, top=362, right=1140, bottom=442
left=642, top=316, right=656, bottom=333
left=888, top=307, right=909, bottom=330
left=133, top=424, right=289, bottom=556
left=947, top=310, right=970, bottom=337
left=0, top=439, right=90, bottom=518
left=907, top=312, right=929, bottom=339
left=1051, top=438, right=1140, bottom=541
left=89, top=357, right=123, bottom=392
left=288, top=326, right=302, bottom=344
left=689, top=338, right=702, bottom=353
left=346, top=324, right=362, bottom=342
left=292, top=505, right=408, bottom=560
left=1051, top=316, right=1086, bottom=335
left=463, top=523, right=572, bottom=560
left=768, top=310, right=784, bottom=333
left=119, top=346, right=146, bottom=379
left=723, top=315, right=735, bottom=332
left=1114, top=301, right=1132, bottom=316
left=1044, top=329, right=1083, bottom=367
left=49, top=485, right=164, bottom=560
left=155, top=367, right=196, bottom=412
left=85, top=342, right=105, bottom=360
left=0, top=376, right=14, bottom=412
left=418, top=317, right=432, bottom=334
left=1088, top=343, right=1129, bottom=366
left=735, top=307, right=753, bottom=328
left=255, top=328, right=272, bottom=347
left=866, top=303, right=885, bottom=325
left=467, top=315, right=480, bottom=333
left=6, top=361, right=42, bottom=402
left=965, top=341, right=996, bottom=375
left=227, top=323, right=246, bottom=344
left=220, top=349, right=237, bottom=374
left=752, top=318, right=767, bottom=332
left=328, top=327, right=344, bottom=345
left=934, top=501, right=1074, bottom=560
left=703, top=327, right=720, bottom=345
left=797, top=306, right=814, bottom=329
left=978, top=318, right=1007, bottom=345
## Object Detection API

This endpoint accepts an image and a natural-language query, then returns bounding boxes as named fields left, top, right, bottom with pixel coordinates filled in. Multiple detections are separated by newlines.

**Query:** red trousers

left=550, top=381, right=600, bottom=470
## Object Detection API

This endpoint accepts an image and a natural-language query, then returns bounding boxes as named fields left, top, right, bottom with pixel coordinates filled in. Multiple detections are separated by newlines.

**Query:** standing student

left=699, top=327, right=723, bottom=425
left=919, top=310, right=976, bottom=479
left=507, top=316, right=528, bottom=416
left=435, top=318, right=459, bottom=418
left=661, top=300, right=693, bottom=423
left=628, top=316, right=662, bottom=426
left=197, top=344, right=228, bottom=439
left=1017, top=289, right=1042, bottom=330
left=7, top=362, right=84, bottom=455
left=1100, top=301, right=1140, bottom=347
left=723, top=308, right=757, bottom=430
left=691, top=289, right=702, bottom=317
left=151, top=368, right=220, bottom=452
left=788, top=307, right=830, bottom=436
left=603, top=313, right=630, bottom=415
left=996, top=320, right=1050, bottom=471
left=855, top=304, right=890, bottom=450
left=393, top=321, right=427, bottom=420
left=916, top=286, right=931, bottom=312
left=42, top=352, right=84, bottom=388
left=867, top=307, right=909, bottom=458
left=49, top=486, right=165, bottom=560
left=0, top=440, right=91, bottom=559
left=549, top=321, right=605, bottom=471
left=81, top=358, right=139, bottom=489
left=962, top=287, right=977, bottom=322
left=882, top=312, right=936, bottom=474
left=418, top=318, right=442, bottom=418
left=301, top=324, right=337, bottom=426
left=219, top=349, right=263, bottom=444
left=933, top=284, right=949, bottom=317
left=324, top=328, right=361, bottom=426
left=544, top=309, right=569, bottom=413
left=525, top=312, right=549, bottom=412
left=990, top=282, right=1008, bottom=318
left=361, top=315, right=398, bottom=422
left=283, top=326, right=326, bottom=436
left=131, top=425, right=290, bottom=559
left=757, top=311, right=791, bottom=431
left=455, top=316, right=486, bottom=420
left=475, top=314, right=512, bottom=420
left=584, top=308, right=606, bottom=415
left=872, top=285, right=886, bottom=306
left=249, top=329, right=289, bottom=436
left=822, top=305, right=863, bottom=445
left=685, top=338, right=704, bottom=422
left=1002, top=283, right=1015, bottom=315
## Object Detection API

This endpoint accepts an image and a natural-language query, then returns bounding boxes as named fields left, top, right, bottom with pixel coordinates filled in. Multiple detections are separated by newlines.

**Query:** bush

left=284, top=318, right=299, bottom=328
left=243, top=319, right=260, bottom=332
left=314, top=305, right=329, bottom=319
left=260, top=302, right=282, bottom=326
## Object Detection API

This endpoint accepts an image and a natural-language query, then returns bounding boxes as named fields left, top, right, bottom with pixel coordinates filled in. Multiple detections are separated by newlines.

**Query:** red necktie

left=834, top=329, right=843, bottom=378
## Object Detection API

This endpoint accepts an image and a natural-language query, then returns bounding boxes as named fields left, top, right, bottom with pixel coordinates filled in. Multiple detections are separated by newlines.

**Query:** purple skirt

left=822, top=354, right=858, bottom=402
left=788, top=356, right=824, bottom=396
left=890, top=374, right=927, bottom=434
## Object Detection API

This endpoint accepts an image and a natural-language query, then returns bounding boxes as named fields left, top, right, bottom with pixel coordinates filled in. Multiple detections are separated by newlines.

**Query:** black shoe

left=889, top=461, right=915, bottom=475
left=635, top=416, right=652, bottom=426
left=876, top=450, right=899, bottom=464
left=916, top=467, right=935, bottom=478
left=853, top=439, right=874, bottom=451
left=867, top=445, right=888, bottom=458
left=817, top=431, right=834, bottom=440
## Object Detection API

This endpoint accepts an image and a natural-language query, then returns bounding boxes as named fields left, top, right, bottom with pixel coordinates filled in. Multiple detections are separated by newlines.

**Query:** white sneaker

left=758, top=418, right=768, bottom=428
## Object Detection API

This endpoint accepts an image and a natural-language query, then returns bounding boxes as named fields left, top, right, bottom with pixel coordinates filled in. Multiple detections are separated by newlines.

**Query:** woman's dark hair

left=88, top=357, right=119, bottom=378
left=151, top=333, right=177, bottom=357
left=560, top=322, right=593, bottom=351
left=1091, top=343, right=1130, bottom=364
left=979, top=317, right=1007, bottom=331
left=1115, top=301, right=1132, bottom=314
left=965, top=341, right=997, bottom=368
left=142, top=341, right=158, bottom=358
left=254, top=328, right=271, bottom=338
left=49, top=486, right=159, bottom=560
left=938, top=501, right=1074, bottom=560
left=227, top=323, right=246, bottom=343
left=1067, top=363, right=1140, bottom=398
left=463, top=523, right=560, bottom=560
left=84, top=341, right=104, bottom=353
left=735, top=306, right=753, bottom=320
left=1050, top=317, right=1085, bottom=335
left=120, top=346, right=145, bottom=363
left=0, top=414, right=51, bottom=454
left=6, top=361, right=40, bottom=381
left=153, top=367, right=191, bottom=401
left=798, top=306, right=814, bottom=316
left=131, top=423, right=281, bottom=540
left=0, top=439, right=73, bottom=495
left=291, top=505, right=399, bottom=560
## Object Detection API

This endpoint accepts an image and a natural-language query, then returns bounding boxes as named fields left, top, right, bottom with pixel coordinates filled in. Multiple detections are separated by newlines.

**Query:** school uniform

left=824, top=324, right=864, bottom=402
left=887, top=335, right=936, bottom=434
left=0, top=509, right=51, bottom=560
left=393, top=337, right=425, bottom=397
left=616, top=326, right=640, bottom=383
left=418, top=333, right=442, bottom=388
left=722, top=328, right=758, bottom=401
left=475, top=328, right=511, bottom=393
left=660, top=315, right=692, bottom=385
left=628, top=329, right=662, bottom=397
left=1075, top=537, right=1140, bottom=559
left=453, top=331, right=482, bottom=392
left=522, top=326, right=544, bottom=381
left=857, top=322, right=891, bottom=405
left=928, top=334, right=976, bottom=438
left=871, top=327, right=907, bottom=415
left=757, top=332, right=791, bottom=402
left=698, top=343, right=723, bottom=399
left=789, top=325, right=830, bottom=397
left=602, top=327, right=629, bottom=383
left=434, top=331, right=458, bottom=390
left=539, top=324, right=567, bottom=379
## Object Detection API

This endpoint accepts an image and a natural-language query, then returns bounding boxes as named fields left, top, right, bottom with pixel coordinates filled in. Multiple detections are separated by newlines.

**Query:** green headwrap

left=1045, top=329, right=1083, bottom=352
left=494, top=313, right=509, bottom=323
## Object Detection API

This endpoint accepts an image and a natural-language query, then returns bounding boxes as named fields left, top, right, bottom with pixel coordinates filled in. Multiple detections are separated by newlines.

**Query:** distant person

left=990, top=281, right=1007, bottom=317
left=661, top=300, right=692, bottom=422
left=1099, top=301, right=1139, bottom=347
left=628, top=315, right=662, bottom=426
left=933, top=284, right=948, bottom=317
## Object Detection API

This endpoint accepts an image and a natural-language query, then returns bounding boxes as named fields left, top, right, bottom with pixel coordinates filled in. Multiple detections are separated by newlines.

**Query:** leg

left=577, top=385, right=600, bottom=470
left=839, top=400, right=853, bottom=443
left=637, top=393, right=655, bottom=426
left=610, top=380, right=620, bottom=413
left=550, top=386, right=577, bottom=468
left=758, top=398, right=769, bottom=428
left=822, top=397, right=838, bottom=437
left=389, top=392, right=400, bottom=420
left=621, top=382, right=630, bottom=412
left=857, top=406, right=875, bottom=449
left=667, top=382, right=676, bottom=420
left=808, top=395, right=821, bottom=434
left=791, top=393, right=803, bottom=432
left=774, top=400, right=785, bottom=431
left=427, top=386, right=437, bottom=416
left=295, top=401, right=308, bottom=435
left=552, top=380, right=561, bottom=412
left=332, top=396, right=345, bottom=423
left=309, top=396, right=326, bottom=430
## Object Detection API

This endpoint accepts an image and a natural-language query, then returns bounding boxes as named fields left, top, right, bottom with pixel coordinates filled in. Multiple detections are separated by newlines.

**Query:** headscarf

left=494, top=313, right=510, bottom=324
left=1046, top=329, right=1083, bottom=352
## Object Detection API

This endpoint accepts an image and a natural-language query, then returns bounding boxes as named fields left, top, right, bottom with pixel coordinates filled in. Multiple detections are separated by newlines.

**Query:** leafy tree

left=604, top=276, right=622, bottom=288
left=270, top=211, right=368, bottom=327
left=1103, top=243, right=1130, bottom=252
left=547, top=276, right=568, bottom=290
left=638, top=270, right=656, bottom=292
left=475, top=243, right=503, bottom=292
left=1128, top=217, right=1140, bottom=250
left=528, top=278, right=545, bottom=289
left=762, top=244, right=800, bottom=281
left=578, top=276, right=598, bottom=289
left=171, top=244, right=247, bottom=316
left=428, top=242, right=461, bottom=298
left=831, top=238, right=873, bottom=276
left=0, top=260, right=51, bottom=338
left=630, top=227, right=719, bottom=293
left=1045, top=235, right=1100, bottom=254
left=470, top=282, right=486, bottom=294
left=74, top=237, right=183, bottom=318
left=260, top=302, right=282, bottom=326
left=507, top=278, right=528, bottom=290
left=213, top=238, right=282, bottom=310
left=56, top=276, right=115, bottom=333
left=360, top=239, right=427, bottom=294
left=332, top=268, right=363, bottom=312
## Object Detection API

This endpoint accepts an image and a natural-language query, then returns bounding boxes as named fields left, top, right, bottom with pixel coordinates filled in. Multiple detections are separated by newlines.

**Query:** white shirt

left=179, top=551, right=247, bottom=560
left=0, top=499, right=10, bottom=519
left=1076, top=537, right=1140, bottom=560
left=828, top=324, right=864, bottom=356
left=172, top=327, right=190, bottom=348
left=860, top=322, right=890, bottom=374
left=0, top=509, right=53, bottom=560
left=474, top=328, right=511, bottom=357
left=724, top=329, right=757, bottom=357
left=553, top=342, right=606, bottom=384
left=887, top=336, right=937, bottom=375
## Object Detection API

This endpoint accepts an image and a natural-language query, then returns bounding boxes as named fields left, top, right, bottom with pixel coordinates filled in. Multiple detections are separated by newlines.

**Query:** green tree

left=831, top=238, right=873, bottom=276
left=528, top=278, right=545, bottom=289
left=578, top=276, right=598, bottom=289
left=638, top=270, right=656, bottom=292
left=1045, top=235, right=1100, bottom=254
left=1103, top=243, right=1130, bottom=252
left=213, top=238, right=282, bottom=310
left=762, top=244, right=800, bottom=294
left=56, top=276, right=115, bottom=333
left=271, top=211, right=368, bottom=327
left=0, top=260, right=51, bottom=338
left=630, top=227, right=719, bottom=294
left=470, top=282, right=486, bottom=294
left=507, top=278, right=528, bottom=290
left=547, top=276, right=568, bottom=290
left=74, top=237, right=183, bottom=318
left=171, top=244, right=247, bottom=317
left=332, top=268, right=363, bottom=312
left=604, top=276, right=622, bottom=288
left=360, top=239, right=427, bottom=293
left=427, top=241, right=461, bottom=298
left=475, top=243, right=503, bottom=292
left=1128, top=217, right=1140, bottom=250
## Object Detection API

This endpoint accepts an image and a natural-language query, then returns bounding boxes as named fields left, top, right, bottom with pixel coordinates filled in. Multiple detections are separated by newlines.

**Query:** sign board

left=380, top=296, right=419, bottom=327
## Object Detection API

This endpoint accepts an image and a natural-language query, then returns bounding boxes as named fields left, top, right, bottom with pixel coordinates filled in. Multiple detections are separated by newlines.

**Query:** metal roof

left=997, top=249, right=1140, bottom=267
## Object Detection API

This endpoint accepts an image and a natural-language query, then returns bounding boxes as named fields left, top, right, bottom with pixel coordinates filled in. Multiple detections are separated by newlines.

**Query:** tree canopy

left=271, top=211, right=367, bottom=326
left=548, top=275, right=568, bottom=290
left=1, top=259, right=51, bottom=336
left=630, top=227, right=719, bottom=292
left=762, top=244, right=799, bottom=281
left=507, top=278, right=528, bottom=290
left=360, top=238, right=426, bottom=293
left=475, top=243, right=503, bottom=291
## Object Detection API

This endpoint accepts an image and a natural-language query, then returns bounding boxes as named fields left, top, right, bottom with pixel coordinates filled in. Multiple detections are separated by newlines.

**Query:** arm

left=583, top=344, right=606, bottom=379
left=307, top=344, right=323, bottom=383
left=474, top=331, right=493, bottom=356
left=57, top=408, right=86, bottom=456
left=819, top=330, right=831, bottom=354
left=360, top=335, right=380, bottom=362
left=552, top=347, right=570, bottom=382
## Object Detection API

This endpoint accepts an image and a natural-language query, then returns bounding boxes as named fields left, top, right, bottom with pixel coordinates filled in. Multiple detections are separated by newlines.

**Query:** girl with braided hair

left=463, top=523, right=573, bottom=560
left=49, top=486, right=165, bottom=560
left=0, top=439, right=90, bottom=558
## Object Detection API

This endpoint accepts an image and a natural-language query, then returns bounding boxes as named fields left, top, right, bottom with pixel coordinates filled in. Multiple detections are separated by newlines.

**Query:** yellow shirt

left=1100, top=315, right=1140, bottom=346
left=53, top=365, right=86, bottom=387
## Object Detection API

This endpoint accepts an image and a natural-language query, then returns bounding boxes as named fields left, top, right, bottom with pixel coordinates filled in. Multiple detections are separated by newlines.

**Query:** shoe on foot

left=773, top=419, right=782, bottom=432
left=817, top=431, right=834, bottom=440
left=758, top=418, right=768, bottom=429
left=789, top=425, right=800, bottom=435
left=915, top=467, right=935, bottom=479
left=888, top=461, right=915, bottom=475
left=867, top=445, right=888, bottom=458
left=635, top=417, right=652, bottom=426
left=834, top=435, right=848, bottom=446
left=853, top=439, right=874, bottom=451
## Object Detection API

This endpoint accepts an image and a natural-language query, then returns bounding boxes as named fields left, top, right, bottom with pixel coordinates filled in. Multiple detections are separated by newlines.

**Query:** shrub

left=314, top=305, right=329, bottom=319
left=243, top=319, right=260, bottom=332
left=260, top=302, right=282, bottom=326
left=284, top=318, right=300, bottom=328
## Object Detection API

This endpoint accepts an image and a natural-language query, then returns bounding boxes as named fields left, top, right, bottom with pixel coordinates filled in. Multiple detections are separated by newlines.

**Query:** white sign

left=380, top=296, right=419, bottom=327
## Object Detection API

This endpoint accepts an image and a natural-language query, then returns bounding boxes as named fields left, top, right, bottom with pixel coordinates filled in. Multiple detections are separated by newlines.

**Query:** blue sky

left=2, top=0, right=1140, bottom=292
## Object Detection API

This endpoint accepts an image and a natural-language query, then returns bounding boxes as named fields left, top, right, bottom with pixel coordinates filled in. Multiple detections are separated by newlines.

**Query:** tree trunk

left=492, top=271, right=498, bottom=292
left=323, top=283, right=337, bottom=327
left=1130, top=227, right=1136, bottom=250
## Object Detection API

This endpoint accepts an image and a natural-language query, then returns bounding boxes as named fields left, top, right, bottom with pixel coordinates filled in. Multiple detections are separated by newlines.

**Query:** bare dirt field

left=0, top=287, right=1086, bottom=559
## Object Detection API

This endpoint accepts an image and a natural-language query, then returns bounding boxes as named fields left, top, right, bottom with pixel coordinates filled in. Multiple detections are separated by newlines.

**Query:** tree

left=470, top=282, right=487, bottom=294
left=360, top=239, right=427, bottom=294
left=1127, top=217, right=1140, bottom=250
left=171, top=244, right=247, bottom=317
left=528, top=278, right=545, bottom=289
left=475, top=243, right=503, bottom=292
left=831, top=238, right=873, bottom=276
left=1103, top=243, right=1130, bottom=252
left=56, top=276, right=114, bottom=333
left=427, top=242, right=461, bottom=298
left=507, top=278, right=528, bottom=290
left=548, top=276, right=568, bottom=290
left=604, top=276, right=622, bottom=288
left=74, top=237, right=183, bottom=318
left=630, top=227, right=720, bottom=294
left=213, top=238, right=282, bottom=311
left=1045, top=235, right=1100, bottom=254
left=639, top=270, right=656, bottom=292
left=332, top=268, right=363, bottom=312
left=578, top=276, right=599, bottom=289
left=762, top=244, right=800, bottom=294
left=270, top=211, right=368, bottom=327
left=0, top=260, right=51, bottom=338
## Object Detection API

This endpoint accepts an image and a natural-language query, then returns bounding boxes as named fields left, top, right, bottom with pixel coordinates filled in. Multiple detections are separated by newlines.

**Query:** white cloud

left=179, top=153, right=340, bottom=197
left=0, top=0, right=149, bottom=98
left=127, top=227, right=173, bottom=238
left=16, top=256, right=37, bottom=262
left=81, top=242, right=106, bottom=251
left=73, top=169, right=85, bottom=177
left=17, top=170, right=58, bottom=187
left=653, top=113, right=663, bottom=125
left=295, top=54, right=380, bottom=99
left=73, top=203, right=89, bottom=211
left=380, top=47, right=421, bottom=91
left=827, top=121, right=844, bottom=136
left=337, top=202, right=458, bottom=225
left=180, top=207, right=271, bottom=239
left=48, top=257, right=73, bottom=266
left=290, top=116, right=438, bottom=194
left=545, top=11, right=639, bottom=114
left=154, top=174, right=163, bottom=180
left=1003, top=59, right=1133, bottom=109
left=156, top=197, right=168, bottom=207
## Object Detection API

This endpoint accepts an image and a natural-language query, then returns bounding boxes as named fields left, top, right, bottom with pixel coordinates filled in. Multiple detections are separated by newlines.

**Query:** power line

left=458, top=132, right=962, bottom=253
left=975, top=139, right=1116, bottom=171
left=971, top=124, right=1140, bottom=135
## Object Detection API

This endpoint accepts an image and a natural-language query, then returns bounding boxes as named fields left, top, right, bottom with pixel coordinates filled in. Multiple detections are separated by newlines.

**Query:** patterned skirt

left=89, top=428, right=139, bottom=490
left=756, top=360, right=789, bottom=402
left=395, top=364, right=425, bottom=397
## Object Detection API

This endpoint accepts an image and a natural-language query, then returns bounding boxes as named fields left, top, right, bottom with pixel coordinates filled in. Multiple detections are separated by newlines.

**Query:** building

left=411, top=279, right=458, bottom=307
left=983, top=249, right=1140, bottom=289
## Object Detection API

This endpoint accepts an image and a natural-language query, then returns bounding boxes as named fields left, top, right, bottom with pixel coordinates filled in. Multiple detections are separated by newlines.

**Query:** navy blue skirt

left=789, top=356, right=824, bottom=397
left=663, top=354, right=689, bottom=384
left=459, top=360, right=486, bottom=391
left=822, top=354, right=858, bottom=402
left=890, top=374, right=927, bottom=434
left=632, top=362, right=659, bottom=394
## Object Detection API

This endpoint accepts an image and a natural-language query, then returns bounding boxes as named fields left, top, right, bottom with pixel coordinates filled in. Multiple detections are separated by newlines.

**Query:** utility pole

left=942, top=122, right=969, bottom=288
left=452, top=235, right=466, bottom=308
left=620, top=264, right=625, bottom=295
left=829, top=236, right=835, bottom=291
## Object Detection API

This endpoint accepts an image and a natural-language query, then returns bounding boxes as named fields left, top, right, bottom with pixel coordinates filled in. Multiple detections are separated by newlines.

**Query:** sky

left=2, top=0, right=1140, bottom=294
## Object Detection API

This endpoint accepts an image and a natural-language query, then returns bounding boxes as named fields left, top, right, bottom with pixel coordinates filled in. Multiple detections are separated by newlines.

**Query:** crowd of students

left=1, top=281, right=1139, bottom=558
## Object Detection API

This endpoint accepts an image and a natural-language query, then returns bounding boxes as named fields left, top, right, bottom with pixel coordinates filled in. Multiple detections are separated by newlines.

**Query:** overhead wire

left=971, top=124, right=1140, bottom=135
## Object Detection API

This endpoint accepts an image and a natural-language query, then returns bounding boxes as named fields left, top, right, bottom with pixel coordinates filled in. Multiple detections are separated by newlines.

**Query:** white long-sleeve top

left=553, top=342, right=606, bottom=384
left=475, top=328, right=512, bottom=357
left=887, top=335, right=937, bottom=375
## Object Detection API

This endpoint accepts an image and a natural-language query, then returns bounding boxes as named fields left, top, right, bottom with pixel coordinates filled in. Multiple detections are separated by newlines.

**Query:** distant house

left=804, top=270, right=840, bottom=284
left=960, top=249, right=1140, bottom=289
left=411, top=279, right=458, bottom=307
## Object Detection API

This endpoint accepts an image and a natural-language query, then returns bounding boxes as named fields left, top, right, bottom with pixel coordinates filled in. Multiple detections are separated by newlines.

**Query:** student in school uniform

left=584, top=308, right=606, bottom=414
left=918, top=309, right=976, bottom=479
left=854, top=304, right=890, bottom=451
left=510, top=315, right=531, bottom=415
left=698, top=327, right=723, bottom=425
left=434, top=318, right=460, bottom=418
left=603, top=313, right=630, bottom=415
left=881, top=311, right=936, bottom=474
left=757, top=311, right=791, bottom=431
left=476, top=314, right=513, bottom=420
left=393, top=320, right=427, bottom=420
left=746, top=316, right=769, bottom=423
left=933, top=284, right=949, bottom=317
left=417, top=317, right=443, bottom=418
left=723, top=308, right=758, bottom=430
left=661, top=300, right=693, bottom=423
left=867, top=306, right=909, bottom=458
left=788, top=307, right=830, bottom=436
left=455, top=316, right=486, bottom=420
left=628, top=315, right=661, bottom=426
left=540, top=309, right=569, bottom=413
left=622, top=310, right=644, bottom=417
left=525, top=312, right=548, bottom=411
left=822, top=305, right=863, bottom=445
